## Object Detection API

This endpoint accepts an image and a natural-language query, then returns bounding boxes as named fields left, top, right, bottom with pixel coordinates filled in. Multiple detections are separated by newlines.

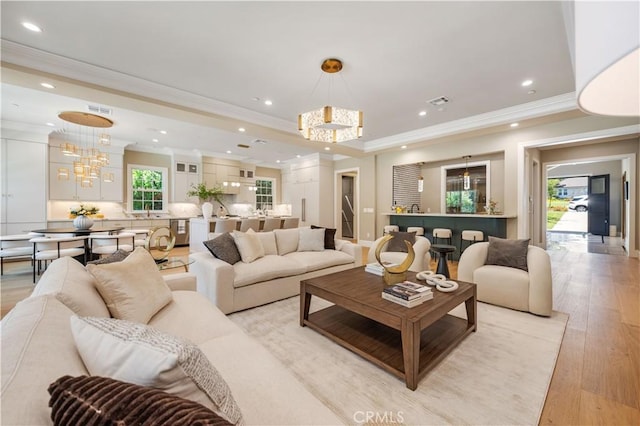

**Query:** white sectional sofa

left=190, top=227, right=363, bottom=314
left=0, top=254, right=344, bottom=425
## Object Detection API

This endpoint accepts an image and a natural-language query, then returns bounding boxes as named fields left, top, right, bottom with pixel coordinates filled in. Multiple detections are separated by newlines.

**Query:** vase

left=73, top=215, right=94, bottom=230
left=201, top=202, right=214, bottom=219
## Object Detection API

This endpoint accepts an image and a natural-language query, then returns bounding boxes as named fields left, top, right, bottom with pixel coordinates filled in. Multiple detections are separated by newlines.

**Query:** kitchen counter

left=382, top=212, right=516, bottom=219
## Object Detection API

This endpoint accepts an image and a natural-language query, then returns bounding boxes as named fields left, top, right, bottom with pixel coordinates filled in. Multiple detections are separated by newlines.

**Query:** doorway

left=335, top=169, right=358, bottom=241
left=341, top=175, right=355, bottom=239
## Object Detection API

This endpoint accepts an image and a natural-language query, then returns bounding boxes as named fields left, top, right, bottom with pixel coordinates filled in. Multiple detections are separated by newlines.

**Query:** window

left=441, top=161, right=490, bottom=214
left=128, top=164, right=168, bottom=213
left=255, top=178, right=275, bottom=210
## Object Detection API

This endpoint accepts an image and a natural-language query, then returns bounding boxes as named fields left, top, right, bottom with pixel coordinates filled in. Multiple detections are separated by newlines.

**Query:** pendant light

left=463, top=155, right=471, bottom=191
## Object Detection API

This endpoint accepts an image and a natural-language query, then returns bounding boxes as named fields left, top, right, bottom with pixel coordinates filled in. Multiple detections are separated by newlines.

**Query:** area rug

left=229, top=296, right=568, bottom=425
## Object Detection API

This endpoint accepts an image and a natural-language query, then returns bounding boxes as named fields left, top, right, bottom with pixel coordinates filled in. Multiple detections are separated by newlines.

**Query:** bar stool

left=406, top=226, right=424, bottom=236
left=383, top=225, right=399, bottom=235
left=214, top=219, right=238, bottom=234
left=239, top=218, right=260, bottom=232
left=432, top=228, right=452, bottom=245
left=261, top=217, right=282, bottom=232
left=461, top=230, right=484, bottom=253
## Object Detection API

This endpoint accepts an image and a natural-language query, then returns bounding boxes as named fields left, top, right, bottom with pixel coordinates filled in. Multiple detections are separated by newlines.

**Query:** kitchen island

left=383, top=212, right=517, bottom=258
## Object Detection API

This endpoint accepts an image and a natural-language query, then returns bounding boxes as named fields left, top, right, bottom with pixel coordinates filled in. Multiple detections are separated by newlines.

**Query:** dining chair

left=282, top=217, right=300, bottom=229
left=124, top=229, right=150, bottom=247
left=214, top=219, right=238, bottom=234
left=239, top=218, right=260, bottom=233
left=88, top=232, right=136, bottom=259
left=261, top=217, right=282, bottom=232
left=30, top=236, right=88, bottom=282
left=0, top=233, right=41, bottom=275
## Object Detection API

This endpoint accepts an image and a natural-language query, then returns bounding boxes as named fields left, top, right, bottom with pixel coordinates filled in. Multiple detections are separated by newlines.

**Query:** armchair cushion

left=485, top=236, right=530, bottom=271
left=387, top=231, right=416, bottom=253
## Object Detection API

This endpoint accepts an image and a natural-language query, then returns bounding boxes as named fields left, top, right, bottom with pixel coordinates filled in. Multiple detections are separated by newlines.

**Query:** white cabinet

left=202, top=156, right=241, bottom=194
left=173, top=161, right=200, bottom=202
left=1, top=138, right=47, bottom=234
left=48, top=145, right=123, bottom=201
left=282, top=155, right=333, bottom=227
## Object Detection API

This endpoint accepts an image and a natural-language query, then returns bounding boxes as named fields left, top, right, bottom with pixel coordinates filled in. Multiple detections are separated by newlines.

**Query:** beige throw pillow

left=274, top=228, right=299, bottom=255
left=86, top=247, right=172, bottom=324
left=232, top=229, right=264, bottom=263
left=256, top=231, right=278, bottom=255
left=297, top=227, right=325, bottom=252
left=70, top=316, right=244, bottom=425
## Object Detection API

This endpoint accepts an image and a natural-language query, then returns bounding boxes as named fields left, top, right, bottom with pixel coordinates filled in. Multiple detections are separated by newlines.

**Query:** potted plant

left=187, top=183, right=227, bottom=218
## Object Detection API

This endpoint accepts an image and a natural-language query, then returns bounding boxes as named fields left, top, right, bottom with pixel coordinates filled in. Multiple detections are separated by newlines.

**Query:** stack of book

left=381, top=281, right=433, bottom=307
left=364, top=261, right=398, bottom=276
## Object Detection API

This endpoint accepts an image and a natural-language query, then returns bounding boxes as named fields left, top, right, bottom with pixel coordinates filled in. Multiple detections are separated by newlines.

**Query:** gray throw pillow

left=387, top=231, right=416, bottom=253
left=311, top=225, right=337, bottom=250
left=203, top=233, right=241, bottom=265
left=87, top=249, right=130, bottom=265
left=485, top=236, right=530, bottom=271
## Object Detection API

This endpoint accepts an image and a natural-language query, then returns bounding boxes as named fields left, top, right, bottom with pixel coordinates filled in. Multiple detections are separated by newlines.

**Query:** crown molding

left=0, top=40, right=299, bottom=136
left=363, top=92, right=578, bottom=152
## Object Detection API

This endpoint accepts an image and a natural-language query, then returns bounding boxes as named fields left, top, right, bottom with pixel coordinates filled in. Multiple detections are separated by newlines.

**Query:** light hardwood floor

left=1, top=244, right=638, bottom=424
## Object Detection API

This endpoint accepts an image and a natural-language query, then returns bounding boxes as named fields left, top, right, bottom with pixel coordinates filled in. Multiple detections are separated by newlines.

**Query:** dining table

left=31, top=226, right=125, bottom=236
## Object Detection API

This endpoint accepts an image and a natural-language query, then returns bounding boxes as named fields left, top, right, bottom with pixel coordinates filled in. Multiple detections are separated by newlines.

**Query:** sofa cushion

left=70, top=316, right=244, bottom=425
left=86, top=248, right=130, bottom=265
left=204, top=233, right=241, bottom=265
left=284, top=250, right=354, bottom=272
left=256, top=231, right=278, bottom=255
left=232, top=229, right=265, bottom=263
left=86, top=247, right=172, bottom=324
left=387, top=231, right=416, bottom=252
left=311, top=225, right=336, bottom=250
left=49, top=375, right=232, bottom=426
left=233, top=255, right=307, bottom=288
left=274, top=228, right=299, bottom=255
left=485, top=236, right=530, bottom=271
left=297, top=227, right=325, bottom=252
left=31, top=256, right=110, bottom=318
left=1, top=295, right=89, bottom=426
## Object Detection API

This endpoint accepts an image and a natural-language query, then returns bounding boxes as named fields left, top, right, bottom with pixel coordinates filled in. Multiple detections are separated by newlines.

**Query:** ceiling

left=0, top=1, right=578, bottom=168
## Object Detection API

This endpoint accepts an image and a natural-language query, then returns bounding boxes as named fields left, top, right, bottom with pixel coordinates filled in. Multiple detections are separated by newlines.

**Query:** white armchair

left=457, top=242, right=552, bottom=316
left=367, top=235, right=432, bottom=272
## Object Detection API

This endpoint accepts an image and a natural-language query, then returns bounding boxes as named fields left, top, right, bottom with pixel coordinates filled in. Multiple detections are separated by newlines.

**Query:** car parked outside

left=568, top=195, right=588, bottom=212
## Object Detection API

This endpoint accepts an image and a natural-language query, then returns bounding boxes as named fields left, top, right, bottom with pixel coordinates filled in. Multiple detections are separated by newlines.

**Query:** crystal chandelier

left=56, top=111, right=114, bottom=188
left=298, top=58, right=363, bottom=143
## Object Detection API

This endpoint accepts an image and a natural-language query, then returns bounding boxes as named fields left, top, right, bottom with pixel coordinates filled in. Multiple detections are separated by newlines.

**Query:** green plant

left=187, top=183, right=227, bottom=209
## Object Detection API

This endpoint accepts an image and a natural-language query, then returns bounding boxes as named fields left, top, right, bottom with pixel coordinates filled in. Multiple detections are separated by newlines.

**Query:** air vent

left=87, top=104, right=112, bottom=115
left=252, top=139, right=268, bottom=144
left=427, top=96, right=450, bottom=106
left=237, top=144, right=250, bottom=149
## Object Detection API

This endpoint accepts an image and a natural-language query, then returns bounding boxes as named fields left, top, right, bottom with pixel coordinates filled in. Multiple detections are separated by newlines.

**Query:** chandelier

left=56, top=111, right=114, bottom=188
left=298, top=58, right=363, bottom=143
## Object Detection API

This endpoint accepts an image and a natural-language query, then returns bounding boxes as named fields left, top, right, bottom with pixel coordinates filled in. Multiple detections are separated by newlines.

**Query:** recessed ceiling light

left=46, top=122, right=55, bottom=126
left=159, top=130, right=167, bottom=134
left=324, top=147, right=330, bottom=151
left=510, top=122, right=519, bottom=128
left=276, top=160, right=281, bottom=163
left=152, top=138, right=159, bottom=142
left=238, top=127, right=246, bottom=132
left=22, top=22, right=42, bottom=32
left=419, top=111, right=427, bottom=117
left=264, top=100, right=273, bottom=106
left=296, top=154, right=301, bottom=158
left=521, top=79, right=533, bottom=87
left=226, top=150, right=232, bottom=154
left=401, top=145, right=407, bottom=149
left=40, top=82, right=55, bottom=89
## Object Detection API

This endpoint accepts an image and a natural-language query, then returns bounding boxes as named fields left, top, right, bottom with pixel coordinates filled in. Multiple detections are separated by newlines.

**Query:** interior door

left=588, top=174, right=609, bottom=238
left=341, top=175, right=354, bottom=239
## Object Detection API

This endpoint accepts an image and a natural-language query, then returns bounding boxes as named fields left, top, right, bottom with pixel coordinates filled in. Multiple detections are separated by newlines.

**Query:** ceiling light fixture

left=419, top=111, right=427, bottom=117
left=521, top=79, right=533, bottom=87
left=298, top=58, right=363, bottom=144
left=463, top=155, right=472, bottom=190
left=238, top=127, right=246, bottom=132
left=264, top=100, right=273, bottom=106
left=40, top=83, right=55, bottom=89
left=510, top=122, right=519, bottom=128
left=159, top=130, right=167, bottom=134
left=22, top=22, right=42, bottom=32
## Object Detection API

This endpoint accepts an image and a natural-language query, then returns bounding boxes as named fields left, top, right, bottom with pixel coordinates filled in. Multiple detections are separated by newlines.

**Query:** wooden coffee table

left=300, top=267, right=476, bottom=390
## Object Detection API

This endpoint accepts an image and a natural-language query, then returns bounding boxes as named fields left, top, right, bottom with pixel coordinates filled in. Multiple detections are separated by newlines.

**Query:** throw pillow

left=311, top=225, right=337, bottom=250
left=86, top=248, right=130, bottom=265
left=297, top=227, right=325, bottom=252
left=48, top=375, right=232, bottom=426
left=387, top=231, right=416, bottom=253
left=70, top=316, right=244, bottom=425
left=86, top=247, right=172, bottom=324
left=203, top=233, right=241, bottom=265
left=232, top=229, right=265, bottom=263
left=256, top=231, right=278, bottom=255
left=485, top=236, right=530, bottom=271
left=273, top=228, right=299, bottom=255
